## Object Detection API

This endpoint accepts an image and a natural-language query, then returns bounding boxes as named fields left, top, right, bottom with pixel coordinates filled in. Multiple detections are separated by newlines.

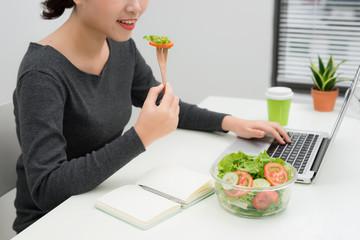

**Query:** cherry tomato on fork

left=149, top=40, right=174, bottom=48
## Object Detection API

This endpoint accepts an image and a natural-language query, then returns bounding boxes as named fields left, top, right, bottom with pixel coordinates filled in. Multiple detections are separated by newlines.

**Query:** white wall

left=133, top=0, right=275, bottom=104
left=0, top=0, right=275, bottom=105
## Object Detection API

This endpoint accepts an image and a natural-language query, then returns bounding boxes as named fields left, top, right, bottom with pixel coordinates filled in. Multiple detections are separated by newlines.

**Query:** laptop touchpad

left=219, top=136, right=273, bottom=157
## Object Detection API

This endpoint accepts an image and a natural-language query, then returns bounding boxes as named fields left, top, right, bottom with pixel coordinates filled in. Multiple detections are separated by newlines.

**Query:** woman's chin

left=109, top=33, right=133, bottom=42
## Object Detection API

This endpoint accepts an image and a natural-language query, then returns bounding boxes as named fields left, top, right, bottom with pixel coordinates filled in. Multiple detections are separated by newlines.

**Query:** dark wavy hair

left=41, top=0, right=75, bottom=19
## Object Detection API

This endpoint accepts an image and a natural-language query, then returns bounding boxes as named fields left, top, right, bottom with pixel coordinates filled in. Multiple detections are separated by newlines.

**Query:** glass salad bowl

left=210, top=152, right=298, bottom=218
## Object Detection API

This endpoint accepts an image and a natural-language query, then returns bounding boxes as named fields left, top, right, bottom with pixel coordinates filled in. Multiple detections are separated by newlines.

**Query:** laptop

left=216, top=66, right=360, bottom=184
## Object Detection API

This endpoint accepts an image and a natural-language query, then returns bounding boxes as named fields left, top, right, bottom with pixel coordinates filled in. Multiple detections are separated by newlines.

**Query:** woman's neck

left=61, top=11, right=108, bottom=58
left=38, top=11, right=110, bottom=76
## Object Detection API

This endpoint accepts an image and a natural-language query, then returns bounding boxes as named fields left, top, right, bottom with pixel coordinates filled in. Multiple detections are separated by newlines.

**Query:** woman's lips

left=117, top=19, right=137, bottom=30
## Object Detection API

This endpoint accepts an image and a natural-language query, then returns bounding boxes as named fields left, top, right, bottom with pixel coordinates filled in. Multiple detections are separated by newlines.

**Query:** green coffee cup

left=265, top=87, right=293, bottom=126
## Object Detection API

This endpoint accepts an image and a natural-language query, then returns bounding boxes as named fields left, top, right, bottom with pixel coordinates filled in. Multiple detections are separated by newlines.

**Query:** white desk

left=12, top=96, right=360, bottom=240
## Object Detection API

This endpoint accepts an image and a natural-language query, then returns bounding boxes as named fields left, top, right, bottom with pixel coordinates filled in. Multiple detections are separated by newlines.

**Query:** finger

left=267, top=126, right=285, bottom=144
left=145, top=84, right=164, bottom=106
left=161, top=83, right=174, bottom=107
left=270, top=122, right=291, bottom=143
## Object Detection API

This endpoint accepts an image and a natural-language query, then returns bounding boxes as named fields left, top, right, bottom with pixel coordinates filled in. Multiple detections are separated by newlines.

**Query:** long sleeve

left=14, top=71, right=145, bottom=211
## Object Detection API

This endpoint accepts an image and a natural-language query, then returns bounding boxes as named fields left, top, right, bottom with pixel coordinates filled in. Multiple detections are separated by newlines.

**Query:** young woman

left=12, top=0, right=290, bottom=233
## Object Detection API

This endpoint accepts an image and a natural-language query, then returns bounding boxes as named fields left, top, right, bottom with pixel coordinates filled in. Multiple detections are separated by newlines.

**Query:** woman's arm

left=15, top=71, right=145, bottom=211
left=129, top=39, right=289, bottom=145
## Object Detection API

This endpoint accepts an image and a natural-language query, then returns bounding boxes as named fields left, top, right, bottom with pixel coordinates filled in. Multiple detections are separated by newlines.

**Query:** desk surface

left=12, top=96, right=360, bottom=240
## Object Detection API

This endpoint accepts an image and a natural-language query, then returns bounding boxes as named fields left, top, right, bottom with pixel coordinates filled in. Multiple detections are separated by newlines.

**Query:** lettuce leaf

left=217, top=150, right=292, bottom=180
left=143, top=35, right=171, bottom=45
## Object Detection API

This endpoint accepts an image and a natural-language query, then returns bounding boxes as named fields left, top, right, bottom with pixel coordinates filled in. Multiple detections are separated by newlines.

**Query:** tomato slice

left=225, top=171, right=253, bottom=198
left=149, top=40, right=174, bottom=48
left=234, top=171, right=254, bottom=187
left=253, top=191, right=279, bottom=210
left=264, top=163, right=288, bottom=186
left=224, top=188, right=245, bottom=198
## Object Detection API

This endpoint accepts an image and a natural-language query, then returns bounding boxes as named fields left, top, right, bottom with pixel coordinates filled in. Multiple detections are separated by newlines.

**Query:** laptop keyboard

left=266, top=132, right=319, bottom=174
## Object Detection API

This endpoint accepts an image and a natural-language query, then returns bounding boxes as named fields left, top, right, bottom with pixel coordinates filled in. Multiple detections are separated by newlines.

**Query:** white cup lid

left=265, top=87, right=293, bottom=100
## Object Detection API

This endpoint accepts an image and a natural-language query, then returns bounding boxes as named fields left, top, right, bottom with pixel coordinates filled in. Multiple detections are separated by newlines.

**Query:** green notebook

left=95, top=164, right=214, bottom=230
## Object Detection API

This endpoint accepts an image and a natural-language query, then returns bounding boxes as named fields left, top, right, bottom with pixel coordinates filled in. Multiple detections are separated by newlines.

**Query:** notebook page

left=136, top=164, right=212, bottom=203
left=96, top=185, right=180, bottom=224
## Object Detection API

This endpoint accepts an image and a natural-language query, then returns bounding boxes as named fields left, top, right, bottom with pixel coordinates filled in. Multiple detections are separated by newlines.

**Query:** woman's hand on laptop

left=221, top=116, right=291, bottom=144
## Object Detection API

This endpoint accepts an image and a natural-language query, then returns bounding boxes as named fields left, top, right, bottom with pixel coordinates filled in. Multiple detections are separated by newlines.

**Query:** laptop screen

left=329, top=65, right=360, bottom=140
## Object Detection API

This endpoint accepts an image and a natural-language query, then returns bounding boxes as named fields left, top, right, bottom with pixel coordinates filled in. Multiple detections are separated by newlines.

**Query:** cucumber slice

left=253, top=178, right=271, bottom=188
left=222, top=172, right=239, bottom=190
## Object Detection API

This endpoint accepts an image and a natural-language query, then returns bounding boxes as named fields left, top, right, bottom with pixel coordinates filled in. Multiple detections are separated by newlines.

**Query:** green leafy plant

left=309, top=55, right=353, bottom=91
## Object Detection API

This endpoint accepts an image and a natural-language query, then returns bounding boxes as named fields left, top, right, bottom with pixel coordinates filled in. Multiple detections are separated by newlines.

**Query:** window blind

left=273, top=0, right=360, bottom=92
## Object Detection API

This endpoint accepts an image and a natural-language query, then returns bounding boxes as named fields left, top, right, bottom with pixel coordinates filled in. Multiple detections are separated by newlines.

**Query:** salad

left=143, top=35, right=174, bottom=48
left=213, top=150, right=296, bottom=217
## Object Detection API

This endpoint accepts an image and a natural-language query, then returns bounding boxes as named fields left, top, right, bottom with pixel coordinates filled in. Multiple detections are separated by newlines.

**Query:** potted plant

left=309, top=55, right=353, bottom=112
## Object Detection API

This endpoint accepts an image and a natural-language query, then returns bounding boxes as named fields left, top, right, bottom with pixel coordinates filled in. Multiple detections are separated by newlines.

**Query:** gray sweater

left=12, top=38, right=227, bottom=233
